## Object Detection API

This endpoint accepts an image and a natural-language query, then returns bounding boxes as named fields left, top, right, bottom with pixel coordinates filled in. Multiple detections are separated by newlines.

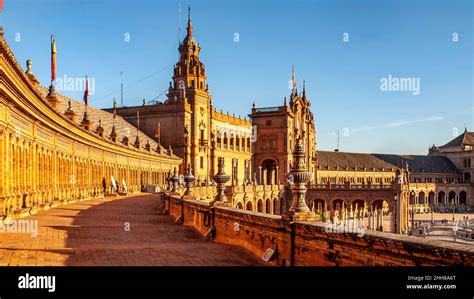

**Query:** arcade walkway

left=0, top=194, right=264, bottom=266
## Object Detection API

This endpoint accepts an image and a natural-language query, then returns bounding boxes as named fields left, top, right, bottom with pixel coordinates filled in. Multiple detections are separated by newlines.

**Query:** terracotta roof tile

left=317, top=151, right=459, bottom=173
left=439, top=131, right=474, bottom=149
left=35, top=85, right=180, bottom=160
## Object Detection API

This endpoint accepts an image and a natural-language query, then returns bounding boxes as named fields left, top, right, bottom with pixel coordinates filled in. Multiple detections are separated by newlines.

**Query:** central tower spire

left=187, top=6, right=193, bottom=36
left=167, top=7, right=208, bottom=104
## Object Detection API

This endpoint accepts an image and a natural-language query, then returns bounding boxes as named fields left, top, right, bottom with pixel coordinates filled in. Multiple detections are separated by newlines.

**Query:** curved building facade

left=0, top=31, right=181, bottom=218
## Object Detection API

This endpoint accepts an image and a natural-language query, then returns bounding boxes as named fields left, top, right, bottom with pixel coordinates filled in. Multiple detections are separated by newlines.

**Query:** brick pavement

left=0, top=194, right=265, bottom=266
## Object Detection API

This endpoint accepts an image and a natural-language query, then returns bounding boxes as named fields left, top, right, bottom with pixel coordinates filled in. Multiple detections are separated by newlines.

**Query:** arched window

left=217, top=131, right=222, bottom=148
left=273, top=198, right=279, bottom=215
left=459, top=191, right=467, bottom=205
left=246, top=202, right=253, bottom=211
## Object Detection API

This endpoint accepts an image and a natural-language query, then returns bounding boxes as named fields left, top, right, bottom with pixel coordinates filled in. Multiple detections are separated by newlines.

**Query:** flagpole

left=112, top=97, right=116, bottom=127
left=51, top=34, right=56, bottom=87
left=85, top=75, right=88, bottom=115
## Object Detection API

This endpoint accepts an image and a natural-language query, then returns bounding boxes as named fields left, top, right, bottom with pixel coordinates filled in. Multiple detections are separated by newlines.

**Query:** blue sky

left=1, top=0, right=472, bottom=154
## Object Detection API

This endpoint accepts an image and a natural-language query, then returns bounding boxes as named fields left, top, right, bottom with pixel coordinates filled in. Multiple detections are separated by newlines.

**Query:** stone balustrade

left=162, top=192, right=474, bottom=266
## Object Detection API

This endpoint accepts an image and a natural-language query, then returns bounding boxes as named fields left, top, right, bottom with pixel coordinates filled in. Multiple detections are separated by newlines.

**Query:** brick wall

left=163, top=193, right=474, bottom=266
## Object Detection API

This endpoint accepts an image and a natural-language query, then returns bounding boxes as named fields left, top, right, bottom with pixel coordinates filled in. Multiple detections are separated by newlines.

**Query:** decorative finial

left=291, top=65, right=296, bottom=92
left=252, top=101, right=256, bottom=108
left=302, top=80, right=307, bottom=101
left=186, top=162, right=193, bottom=176
left=26, top=60, right=33, bottom=74
left=187, top=5, right=193, bottom=36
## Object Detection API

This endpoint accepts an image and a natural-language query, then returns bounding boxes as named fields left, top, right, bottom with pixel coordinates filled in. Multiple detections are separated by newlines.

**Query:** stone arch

left=236, top=202, right=243, bottom=210
left=418, top=191, right=426, bottom=205
left=246, top=201, right=253, bottom=212
left=236, top=135, right=240, bottom=151
left=261, top=158, right=277, bottom=185
left=409, top=191, right=415, bottom=205
left=329, top=198, right=346, bottom=222
left=448, top=191, right=456, bottom=205
left=438, top=191, right=446, bottom=205
left=370, top=199, right=391, bottom=232
left=257, top=199, right=263, bottom=213
left=350, top=199, right=366, bottom=211
left=273, top=198, right=279, bottom=215
left=428, top=191, right=435, bottom=205
left=312, top=198, right=326, bottom=215
left=459, top=191, right=467, bottom=205
left=265, top=198, right=271, bottom=214
left=350, top=199, right=366, bottom=224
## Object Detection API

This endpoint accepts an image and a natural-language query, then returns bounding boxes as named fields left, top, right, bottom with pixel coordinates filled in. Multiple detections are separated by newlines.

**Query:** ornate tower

left=289, top=80, right=317, bottom=181
left=166, top=7, right=210, bottom=103
left=250, top=71, right=318, bottom=185
left=165, top=7, right=213, bottom=181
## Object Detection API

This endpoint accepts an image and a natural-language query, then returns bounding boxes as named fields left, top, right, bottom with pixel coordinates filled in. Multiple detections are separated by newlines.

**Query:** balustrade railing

left=309, top=183, right=393, bottom=190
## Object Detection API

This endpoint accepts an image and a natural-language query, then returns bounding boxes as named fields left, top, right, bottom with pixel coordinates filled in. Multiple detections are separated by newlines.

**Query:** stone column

left=258, top=166, right=262, bottom=185
left=275, top=165, right=279, bottom=185
left=212, top=157, right=230, bottom=205
left=391, top=200, right=397, bottom=233
left=184, top=163, right=195, bottom=196
left=349, top=205, right=353, bottom=231
left=170, top=167, right=179, bottom=193
left=368, top=206, right=372, bottom=230
left=283, top=137, right=316, bottom=222
left=235, top=159, right=239, bottom=186
left=379, top=208, right=384, bottom=231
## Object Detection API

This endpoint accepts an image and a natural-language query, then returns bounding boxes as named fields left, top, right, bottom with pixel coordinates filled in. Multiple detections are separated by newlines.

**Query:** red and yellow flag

left=83, top=76, right=89, bottom=106
left=51, top=35, right=57, bottom=82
